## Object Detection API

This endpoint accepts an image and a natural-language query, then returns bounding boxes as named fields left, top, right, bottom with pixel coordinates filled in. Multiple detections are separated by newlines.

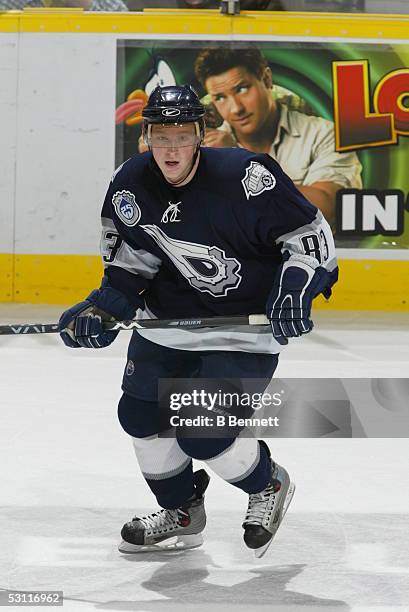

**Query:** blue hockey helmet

left=142, top=85, right=205, bottom=146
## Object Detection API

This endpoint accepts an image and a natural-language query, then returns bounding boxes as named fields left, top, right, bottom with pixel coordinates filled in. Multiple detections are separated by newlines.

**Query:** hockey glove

left=59, top=281, right=138, bottom=349
left=266, top=254, right=333, bottom=339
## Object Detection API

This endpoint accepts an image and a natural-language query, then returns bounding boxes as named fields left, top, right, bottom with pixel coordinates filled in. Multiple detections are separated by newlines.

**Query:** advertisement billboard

left=115, top=40, right=409, bottom=250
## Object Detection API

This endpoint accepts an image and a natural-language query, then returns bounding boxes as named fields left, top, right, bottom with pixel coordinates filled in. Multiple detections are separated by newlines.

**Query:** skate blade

left=254, top=482, right=296, bottom=559
left=118, top=533, right=203, bottom=554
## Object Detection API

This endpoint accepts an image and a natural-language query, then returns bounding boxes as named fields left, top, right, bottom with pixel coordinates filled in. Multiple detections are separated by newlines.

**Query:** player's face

left=151, top=124, right=198, bottom=185
left=205, top=66, right=273, bottom=137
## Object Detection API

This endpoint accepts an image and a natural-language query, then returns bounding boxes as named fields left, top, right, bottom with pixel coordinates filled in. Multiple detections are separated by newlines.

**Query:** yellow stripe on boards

left=13, top=254, right=103, bottom=304
left=1, top=254, right=408, bottom=310
left=315, top=259, right=409, bottom=311
left=0, top=12, right=20, bottom=32
left=0, top=10, right=409, bottom=39
left=0, top=253, right=13, bottom=302
left=8, top=8, right=231, bottom=35
left=232, top=11, right=409, bottom=39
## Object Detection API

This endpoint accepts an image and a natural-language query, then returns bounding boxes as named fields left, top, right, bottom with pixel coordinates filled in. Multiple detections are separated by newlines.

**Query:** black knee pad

left=118, top=393, right=164, bottom=438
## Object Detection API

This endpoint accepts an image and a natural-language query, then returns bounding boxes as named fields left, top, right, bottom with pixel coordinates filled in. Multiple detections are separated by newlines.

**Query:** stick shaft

left=0, top=314, right=269, bottom=336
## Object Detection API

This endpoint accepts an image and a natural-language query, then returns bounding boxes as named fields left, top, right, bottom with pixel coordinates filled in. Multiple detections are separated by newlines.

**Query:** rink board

left=7, top=252, right=409, bottom=310
left=1, top=10, right=409, bottom=308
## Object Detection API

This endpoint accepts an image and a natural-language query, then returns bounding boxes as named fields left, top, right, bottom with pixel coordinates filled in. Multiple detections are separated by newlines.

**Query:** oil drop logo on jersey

left=141, top=225, right=242, bottom=297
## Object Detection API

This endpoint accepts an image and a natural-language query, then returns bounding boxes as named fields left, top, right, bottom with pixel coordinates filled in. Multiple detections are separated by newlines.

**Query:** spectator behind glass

left=120, top=1, right=285, bottom=10
left=178, top=0, right=219, bottom=6
left=240, top=1, right=283, bottom=8
left=127, top=1, right=283, bottom=7
left=119, top=1, right=219, bottom=8
left=1, top=0, right=127, bottom=10
left=178, top=0, right=284, bottom=6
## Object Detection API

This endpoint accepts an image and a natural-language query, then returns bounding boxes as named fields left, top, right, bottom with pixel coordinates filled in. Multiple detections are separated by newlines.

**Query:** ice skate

left=118, top=469, right=210, bottom=553
left=242, top=453, right=295, bottom=559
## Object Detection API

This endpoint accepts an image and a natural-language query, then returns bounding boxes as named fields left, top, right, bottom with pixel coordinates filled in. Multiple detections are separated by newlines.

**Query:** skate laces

left=134, top=508, right=181, bottom=533
left=244, top=483, right=278, bottom=525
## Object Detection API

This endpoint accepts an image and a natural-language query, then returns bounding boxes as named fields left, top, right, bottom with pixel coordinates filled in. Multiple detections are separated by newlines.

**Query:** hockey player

left=59, top=85, right=338, bottom=558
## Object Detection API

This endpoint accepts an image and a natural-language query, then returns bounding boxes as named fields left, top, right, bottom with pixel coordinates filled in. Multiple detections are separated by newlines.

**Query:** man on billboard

left=195, top=47, right=362, bottom=224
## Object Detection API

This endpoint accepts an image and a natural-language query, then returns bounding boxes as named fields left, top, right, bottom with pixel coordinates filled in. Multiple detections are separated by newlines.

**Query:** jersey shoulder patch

left=241, top=160, right=276, bottom=200
left=112, top=190, right=141, bottom=227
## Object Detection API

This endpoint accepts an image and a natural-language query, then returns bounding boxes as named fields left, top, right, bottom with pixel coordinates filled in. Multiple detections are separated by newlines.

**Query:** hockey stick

left=0, top=314, right=270, bottom=336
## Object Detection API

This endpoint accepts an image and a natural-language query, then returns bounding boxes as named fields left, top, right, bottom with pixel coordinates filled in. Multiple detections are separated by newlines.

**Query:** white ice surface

left=0, top=306, right=408, bottom=611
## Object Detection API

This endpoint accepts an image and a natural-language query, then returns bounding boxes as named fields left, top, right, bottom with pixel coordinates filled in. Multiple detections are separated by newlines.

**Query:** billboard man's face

left=205, top=66, right=273, bottom=138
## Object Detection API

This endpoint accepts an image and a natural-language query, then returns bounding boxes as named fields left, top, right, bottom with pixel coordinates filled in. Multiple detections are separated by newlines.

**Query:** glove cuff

left=86, top=286, right=136, bottom=321
left=287, top=253, right=320, bottom=270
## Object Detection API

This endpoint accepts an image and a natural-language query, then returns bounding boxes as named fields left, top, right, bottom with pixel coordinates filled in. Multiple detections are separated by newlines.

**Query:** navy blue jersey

left=100, top=147, right=337, bottom=353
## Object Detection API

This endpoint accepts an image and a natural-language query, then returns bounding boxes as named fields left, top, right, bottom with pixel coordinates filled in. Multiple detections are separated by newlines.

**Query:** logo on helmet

left=162, top=108, right=181, bottom=117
